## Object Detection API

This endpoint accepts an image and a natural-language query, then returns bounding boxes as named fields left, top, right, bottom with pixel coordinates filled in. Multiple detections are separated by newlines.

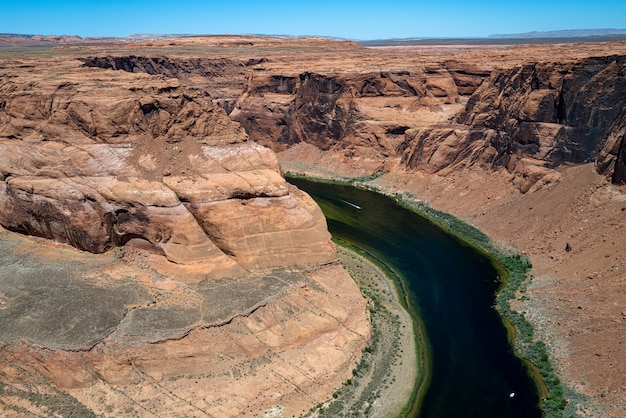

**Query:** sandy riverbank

left=306, top=244, right=420, bottom=417
left=282, top=154, right=626, bottom=416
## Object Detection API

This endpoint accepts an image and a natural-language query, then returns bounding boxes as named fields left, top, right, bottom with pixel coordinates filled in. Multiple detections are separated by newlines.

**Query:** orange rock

left=0, top=58, right=335, bottom=273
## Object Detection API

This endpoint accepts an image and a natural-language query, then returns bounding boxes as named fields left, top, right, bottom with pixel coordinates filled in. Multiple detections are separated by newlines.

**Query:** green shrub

left=393, top=192, right=570, bottom=417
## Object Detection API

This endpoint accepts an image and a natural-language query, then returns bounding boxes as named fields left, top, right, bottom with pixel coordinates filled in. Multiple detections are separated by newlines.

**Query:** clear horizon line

left=3, top=27, right=626, bottom=43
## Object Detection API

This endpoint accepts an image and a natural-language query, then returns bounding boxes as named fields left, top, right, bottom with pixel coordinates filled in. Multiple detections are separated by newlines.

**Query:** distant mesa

left=358, top=28, right=626, bottom=46
left=489, top=28, right=626, bottom=38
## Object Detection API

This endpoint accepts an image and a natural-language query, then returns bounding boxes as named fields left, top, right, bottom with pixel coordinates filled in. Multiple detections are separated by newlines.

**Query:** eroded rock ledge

left=0, top=56, right=370, bottom=416
left=0, top=58, right=335, bottom=273
left=0, top=228, right=369, bottom=416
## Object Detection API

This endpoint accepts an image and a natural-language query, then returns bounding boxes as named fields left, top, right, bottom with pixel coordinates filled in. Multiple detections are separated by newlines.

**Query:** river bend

left=289, top=177, right=541, bottom=418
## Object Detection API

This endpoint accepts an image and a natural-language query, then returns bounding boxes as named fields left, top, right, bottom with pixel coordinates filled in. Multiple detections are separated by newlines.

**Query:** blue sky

left=2, top=0, right=625, bottom=40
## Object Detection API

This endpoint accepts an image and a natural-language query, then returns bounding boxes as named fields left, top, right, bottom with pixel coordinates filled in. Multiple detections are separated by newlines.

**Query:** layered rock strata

left=82, top=45, right=626, bottom=191
left=0, top=55, right=369, bottom=416
left=399, top=56, right=626, bottom=191
left=0, top=58, right=335, bottom=272
left=0, top=227, right=370, bottom=416
left=81, top=50, right=474, bottom=175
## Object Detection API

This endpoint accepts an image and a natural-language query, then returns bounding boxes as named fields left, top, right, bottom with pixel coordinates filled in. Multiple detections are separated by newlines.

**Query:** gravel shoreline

left=307, top=245, right=421, bottom=417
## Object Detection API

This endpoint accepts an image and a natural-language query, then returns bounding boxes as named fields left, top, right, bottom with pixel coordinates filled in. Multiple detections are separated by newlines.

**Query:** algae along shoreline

left=306, top=243, right=425, bottom=417
left=288, top=174, right=562, bottom=417
left=339, top=240, right=430, bottom=418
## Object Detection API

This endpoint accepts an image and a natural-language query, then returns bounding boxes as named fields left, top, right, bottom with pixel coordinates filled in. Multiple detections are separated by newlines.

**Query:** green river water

left=289, top=177, right=542, bottom=418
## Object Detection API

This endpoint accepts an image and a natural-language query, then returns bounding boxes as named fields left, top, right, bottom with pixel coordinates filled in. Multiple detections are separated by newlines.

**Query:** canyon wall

left=0, top=52, right=369, bottom=417
left=85, top=48, right=626, bottom=192
left=399, top=55, right=626, bottom=192
left=232, top=68, right=460, bottom=151
left=0, top=58, right=336, bottom=272
left=82, top=52, right=485, bottom=173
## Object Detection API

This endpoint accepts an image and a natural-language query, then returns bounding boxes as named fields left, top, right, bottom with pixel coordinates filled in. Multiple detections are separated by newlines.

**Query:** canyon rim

left=1, top=35, right=626, bottom=417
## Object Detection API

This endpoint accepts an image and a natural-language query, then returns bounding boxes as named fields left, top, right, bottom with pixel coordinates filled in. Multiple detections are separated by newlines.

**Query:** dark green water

left=289, top=177, right=541, bottom=418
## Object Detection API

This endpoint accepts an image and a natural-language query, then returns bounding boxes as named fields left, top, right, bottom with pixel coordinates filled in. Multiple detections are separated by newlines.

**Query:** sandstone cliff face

left=597, top=104, right=626, bottom=184
left=232, top=68, right=460, bottom=155
left=79, top=44, right=626, bottom=190
left=0, top=59, right=335, bottom=273
left=82, top=55, right=465, bottom=165
left=0, top=53, right=370, bottom=417
left=399, top=55, right=626, bottom=191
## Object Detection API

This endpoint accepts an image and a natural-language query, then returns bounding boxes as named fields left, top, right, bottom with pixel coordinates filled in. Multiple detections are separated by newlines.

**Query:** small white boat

left=340, top=199, right=362, bottom=210
left=509, top=392, right=515, bottom=398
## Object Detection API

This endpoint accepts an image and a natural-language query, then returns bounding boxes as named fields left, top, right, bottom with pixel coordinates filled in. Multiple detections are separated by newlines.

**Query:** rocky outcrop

left=0, top=59, right=335, bottom=273
left=232, top=69, right=460, bottom=154
left=82, top=55, right=464, bottom=162
left=397, top=126, right=495, bottom=175
left=0, top=51, right=369, bottom=417
left=0, top=227, right=370, bottom=416
left=399, top=55, right=626, bottom=191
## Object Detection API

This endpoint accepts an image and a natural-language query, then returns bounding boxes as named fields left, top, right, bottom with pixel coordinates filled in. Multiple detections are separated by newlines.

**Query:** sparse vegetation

left=0, top=382, right=97, bottom=417
left=304, top=245, right=419, bottom=418
left=393, top=191, right=572, bottom=418
left=286, top=174, right=573, bottom=417
left=111, top=246, right=125, bottom=259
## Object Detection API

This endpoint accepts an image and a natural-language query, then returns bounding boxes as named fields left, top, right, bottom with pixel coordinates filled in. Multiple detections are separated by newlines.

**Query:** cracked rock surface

left=0, top=58, right=335, bottom=272
left=0, top=52, right=369, bottom=417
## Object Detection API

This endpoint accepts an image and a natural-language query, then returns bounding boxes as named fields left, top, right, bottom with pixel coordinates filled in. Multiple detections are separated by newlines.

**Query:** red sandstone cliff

left=0, top=58, right=336, bottom=271
left=397, top=56, right=626, bottom=192
left=0, top=53, right=369, bottom=417
left=3, top=36, right=626, bottom=416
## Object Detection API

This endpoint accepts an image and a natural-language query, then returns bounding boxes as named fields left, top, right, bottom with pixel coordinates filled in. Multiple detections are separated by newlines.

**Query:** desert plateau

left=0, top=32, right=625, bottom=418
